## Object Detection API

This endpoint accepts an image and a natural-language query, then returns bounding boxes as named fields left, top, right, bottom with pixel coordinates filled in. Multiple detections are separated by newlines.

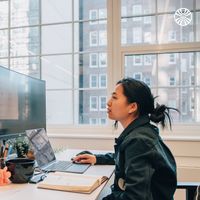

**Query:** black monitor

left=0, top=66, right=46, bottom=139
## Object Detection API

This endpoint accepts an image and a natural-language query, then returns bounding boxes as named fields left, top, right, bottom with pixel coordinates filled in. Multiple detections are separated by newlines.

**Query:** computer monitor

left=0, top=66, right=46, bottom=139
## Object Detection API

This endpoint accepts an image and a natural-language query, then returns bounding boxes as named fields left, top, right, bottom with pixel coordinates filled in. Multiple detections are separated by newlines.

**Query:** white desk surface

left=0, top=149, right=115, bottom=200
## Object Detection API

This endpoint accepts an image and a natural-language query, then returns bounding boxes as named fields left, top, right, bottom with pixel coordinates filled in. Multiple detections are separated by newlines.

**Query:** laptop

left=25, top=128, right=90, bottom=174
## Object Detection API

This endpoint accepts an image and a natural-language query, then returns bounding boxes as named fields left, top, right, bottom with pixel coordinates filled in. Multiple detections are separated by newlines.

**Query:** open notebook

left=38, top=172, right=108, bottom=193
left=25, top=128, right=90, bottom=174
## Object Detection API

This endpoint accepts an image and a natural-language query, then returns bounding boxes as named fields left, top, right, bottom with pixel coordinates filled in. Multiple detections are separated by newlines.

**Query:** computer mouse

left=76, top=150, right=93, bottom=156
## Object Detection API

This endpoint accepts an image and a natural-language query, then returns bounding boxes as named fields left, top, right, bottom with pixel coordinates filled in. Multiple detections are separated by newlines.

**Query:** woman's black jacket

left=95, top=115, right=177, bottom=200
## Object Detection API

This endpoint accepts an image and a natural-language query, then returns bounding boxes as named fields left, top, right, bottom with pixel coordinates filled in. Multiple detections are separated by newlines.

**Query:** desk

left=0, top=149, right=115, bottom=200
left=177, top=167, right=200, bottom=200
left=177, top=182, right=199, bottom=200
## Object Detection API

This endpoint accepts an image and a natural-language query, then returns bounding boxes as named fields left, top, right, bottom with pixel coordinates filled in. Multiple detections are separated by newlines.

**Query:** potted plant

left=15, top=137, right=29, bottom=158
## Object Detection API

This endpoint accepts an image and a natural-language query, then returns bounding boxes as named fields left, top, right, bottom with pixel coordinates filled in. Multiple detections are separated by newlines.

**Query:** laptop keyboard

left=45, top=160, right=72, bottom=171
left=44, top=160, right=90, bottom=173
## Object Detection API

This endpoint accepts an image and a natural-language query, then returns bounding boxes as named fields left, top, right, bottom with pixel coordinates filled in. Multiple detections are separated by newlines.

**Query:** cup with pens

left=1, top=142, right=35, bottom=184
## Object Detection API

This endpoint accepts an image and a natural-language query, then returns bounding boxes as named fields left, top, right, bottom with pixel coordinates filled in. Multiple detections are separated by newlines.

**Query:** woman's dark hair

left=115, top=77, right=179, bottom=129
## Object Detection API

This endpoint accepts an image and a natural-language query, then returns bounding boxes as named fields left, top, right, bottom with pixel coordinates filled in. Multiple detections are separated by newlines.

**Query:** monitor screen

left=0, top=66, right=46, bottom=138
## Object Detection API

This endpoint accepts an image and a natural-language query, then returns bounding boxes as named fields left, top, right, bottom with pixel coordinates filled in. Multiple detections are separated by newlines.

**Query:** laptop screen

left=26, top=128, right=56, bottom=167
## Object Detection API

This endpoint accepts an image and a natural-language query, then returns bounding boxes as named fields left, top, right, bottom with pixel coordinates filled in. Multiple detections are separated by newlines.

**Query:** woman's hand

left=72, top=154, right=97, bottom=165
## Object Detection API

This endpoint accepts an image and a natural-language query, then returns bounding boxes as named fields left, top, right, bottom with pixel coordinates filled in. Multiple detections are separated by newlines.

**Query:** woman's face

left=107, top=84, right=137, bottom=128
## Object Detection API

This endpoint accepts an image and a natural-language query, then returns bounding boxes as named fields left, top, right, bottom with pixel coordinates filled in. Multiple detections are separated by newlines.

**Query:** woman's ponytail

left=150, top=103, right=179, bottom=129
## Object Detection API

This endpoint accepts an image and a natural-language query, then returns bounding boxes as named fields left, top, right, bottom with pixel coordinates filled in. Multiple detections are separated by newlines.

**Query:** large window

left=121, top=0, right=200, bottom=133
left=1, top=0, right=200, bottom=136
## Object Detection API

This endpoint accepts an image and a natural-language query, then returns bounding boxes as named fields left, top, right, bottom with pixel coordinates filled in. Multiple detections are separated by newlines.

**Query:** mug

left=6, top=158, right=35, bottom=183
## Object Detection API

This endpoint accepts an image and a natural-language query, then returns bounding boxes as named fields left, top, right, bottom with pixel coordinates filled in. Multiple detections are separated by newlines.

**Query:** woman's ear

left=128, top=102, right=138, bottom=114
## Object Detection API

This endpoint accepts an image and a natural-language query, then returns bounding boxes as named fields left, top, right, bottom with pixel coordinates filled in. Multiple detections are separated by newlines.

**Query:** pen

left=0, top=145, right=4, bottom=158
left=3, top=144, right=9, bottom=158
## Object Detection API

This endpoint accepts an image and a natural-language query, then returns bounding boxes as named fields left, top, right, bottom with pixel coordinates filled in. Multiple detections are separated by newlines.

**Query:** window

left=169, top=53, right=176, bottom=64
left=89, top=118, right=98, bottom=124
left=181, top=100, right=187, bottom=115
left=144, top=77, right=151, bottom=86
left=121, top=6, right=127, bottom=22
left=189, top=53, right=194, bottom=68
left=99, top=96, right=107, bottom=111
left=190, top=97, right=195, bottom=111
left=133, top=73, right=142, bottom=81
left=90, top=74, right=98, bottom=88
left=90, top=31, right=98, bottom=46
left=168, top=100, right=177, bottom=108
left=133, top=27, right=142, bottom=43
left=99, top=53, right=107, bottom=67
left=2, top=1, right=200, bottom=136
left=90, top=53, right=98, bottom=68
left=144, top=55, right=152, bottom=65
left=124, top=51, right=199, bottom=124
left=90, top=96, right=98, bottom=111
left=190, top=75, right=195, bottom=86
left=89, top=9, right=106, bottom=25
left=168, top=31, right=176, bottom=41
left=169, top=77, right=176, bottom=86
left=144, top=16, right=151, bottom=24
left=132, top=5, right=142, bottom=15
left=99, top=30, right=107, bottom=46
left=144, top=32, right=152, bottom=43
left=99, top=8, right=107, bottom=24
left=132, top=5, right=142, bottom=21
left=121, top=29, right=127, bottom=44
left=89, top=10, right=98, bottom=25
left=100, top=118, right=106, bottom=124
left=133, top=55, right=142, bottom=65
left=99, top=74, right=107, bottom=88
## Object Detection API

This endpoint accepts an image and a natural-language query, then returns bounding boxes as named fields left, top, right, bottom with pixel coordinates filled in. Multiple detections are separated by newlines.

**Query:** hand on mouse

left=72, top=154, right=96, bottom=165
left=76, top=150, right=93, bottom=156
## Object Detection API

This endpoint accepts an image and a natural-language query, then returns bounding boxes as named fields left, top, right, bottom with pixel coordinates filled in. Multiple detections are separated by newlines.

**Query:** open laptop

left=25, top=128, right=90, bottom=174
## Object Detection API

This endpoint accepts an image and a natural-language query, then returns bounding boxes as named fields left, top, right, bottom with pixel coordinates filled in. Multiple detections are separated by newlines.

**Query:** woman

left=73, top=78, right=178, bottom=200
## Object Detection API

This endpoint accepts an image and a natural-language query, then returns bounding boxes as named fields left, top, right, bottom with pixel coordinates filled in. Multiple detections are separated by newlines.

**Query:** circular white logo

left=174, top=8, right=192, bottom=26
